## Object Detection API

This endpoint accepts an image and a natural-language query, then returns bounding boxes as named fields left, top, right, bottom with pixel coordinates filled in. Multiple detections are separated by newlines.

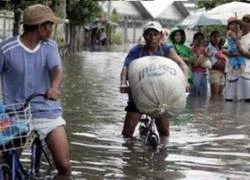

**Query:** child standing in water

left=190, top=32, right=209, bottom=97
left=227, top=17, right=245, bottom=75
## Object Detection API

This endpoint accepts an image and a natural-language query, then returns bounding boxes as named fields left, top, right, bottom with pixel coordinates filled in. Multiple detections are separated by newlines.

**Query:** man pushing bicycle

left=0, top=4, right=71, bottom=179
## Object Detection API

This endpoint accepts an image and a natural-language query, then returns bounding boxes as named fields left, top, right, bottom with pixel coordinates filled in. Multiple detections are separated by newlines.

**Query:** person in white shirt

left=224, top=14, right=250, bottom=101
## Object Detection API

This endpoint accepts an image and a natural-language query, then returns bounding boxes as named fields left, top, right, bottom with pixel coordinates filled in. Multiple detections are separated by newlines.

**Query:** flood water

left=59, top=48, right=250, bottom=179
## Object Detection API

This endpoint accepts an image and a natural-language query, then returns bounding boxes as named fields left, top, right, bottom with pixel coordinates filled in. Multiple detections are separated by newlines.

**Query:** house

left=100, top=1, right=153, bottom=44
left=154, top=1, right=190, bottom=28
left=153, top=0, right=198, bottom=45
left=145, top=0, right=199, bottom=28
left=100, top=0, right=197, bottom=44
left=181, top=0, right=199, bottom=14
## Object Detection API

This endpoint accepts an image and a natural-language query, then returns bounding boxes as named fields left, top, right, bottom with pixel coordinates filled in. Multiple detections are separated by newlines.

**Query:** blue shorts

left=228, top=56, right=245, bottom=69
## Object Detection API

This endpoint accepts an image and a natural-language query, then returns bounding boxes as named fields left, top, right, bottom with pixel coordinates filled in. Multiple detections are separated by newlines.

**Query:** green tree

left=111, top=9, right=122, bottom=23
left=66, top=0, right=101, bottom=25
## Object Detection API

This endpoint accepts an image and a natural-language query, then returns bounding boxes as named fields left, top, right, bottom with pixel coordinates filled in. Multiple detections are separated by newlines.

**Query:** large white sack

left=128, top=56, right=186, bottom=118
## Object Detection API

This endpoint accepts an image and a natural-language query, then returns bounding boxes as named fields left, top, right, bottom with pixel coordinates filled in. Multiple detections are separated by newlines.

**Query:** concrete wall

left=116, top=21, right=143, bottom=44
left=0, top=11, right=14, bottom=41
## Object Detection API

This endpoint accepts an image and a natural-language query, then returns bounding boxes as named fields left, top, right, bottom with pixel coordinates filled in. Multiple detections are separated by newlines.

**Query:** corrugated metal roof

left=173, top=1, right=190, bottom=17
left=130, top=1, right=153, bottom=19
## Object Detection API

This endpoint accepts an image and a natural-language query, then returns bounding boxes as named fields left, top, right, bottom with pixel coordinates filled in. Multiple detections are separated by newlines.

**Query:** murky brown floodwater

left=47, top=48, right=250, bottom=179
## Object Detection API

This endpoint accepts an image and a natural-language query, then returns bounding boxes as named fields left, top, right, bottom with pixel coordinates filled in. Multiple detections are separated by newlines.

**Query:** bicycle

left=139, top=93, right=190, bottom=149
left=0, top=93, right=53, bottom=179
left=139, top=114, right=160, bottom=149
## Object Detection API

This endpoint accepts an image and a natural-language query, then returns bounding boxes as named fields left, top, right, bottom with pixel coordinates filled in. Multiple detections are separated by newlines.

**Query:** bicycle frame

left=0, top=93, right=53, bottom=179
left=1, top=132, right=52, bottom=179
left=30, top=133, right=52, bottom=177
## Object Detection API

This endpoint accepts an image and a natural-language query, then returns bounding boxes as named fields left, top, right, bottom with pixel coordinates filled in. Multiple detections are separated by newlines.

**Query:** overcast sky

left=141, top=0, right=187, bottom=18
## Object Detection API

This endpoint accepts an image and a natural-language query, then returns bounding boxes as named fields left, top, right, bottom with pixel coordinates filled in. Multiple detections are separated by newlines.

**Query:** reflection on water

left=59, top=51, right=250, bottom=179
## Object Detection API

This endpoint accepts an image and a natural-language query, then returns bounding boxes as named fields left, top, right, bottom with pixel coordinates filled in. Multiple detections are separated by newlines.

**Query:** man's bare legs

left=46, top=126, right=72, bottom=179
left=155, top=116, right=169, bottom=137
left=122, top=111, right=142, bottom=137
left=122, top=112, right=169, bottom=138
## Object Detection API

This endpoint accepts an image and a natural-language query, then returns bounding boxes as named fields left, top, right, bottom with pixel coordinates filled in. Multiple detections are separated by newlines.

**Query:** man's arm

left=48, top=65, right=63, bottom=99
left=120, top=66, right=128, bottom=85
left=120, top=66, right=130, bottom=93
left=119, top=45, right=139, bottom=93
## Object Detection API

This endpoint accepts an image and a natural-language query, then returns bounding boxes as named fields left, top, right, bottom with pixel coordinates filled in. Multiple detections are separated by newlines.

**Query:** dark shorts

left=125, top=94, right=139, bottom=112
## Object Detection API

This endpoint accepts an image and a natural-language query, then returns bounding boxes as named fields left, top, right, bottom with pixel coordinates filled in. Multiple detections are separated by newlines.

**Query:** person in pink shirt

left=191, top=32, right=209, bottom=96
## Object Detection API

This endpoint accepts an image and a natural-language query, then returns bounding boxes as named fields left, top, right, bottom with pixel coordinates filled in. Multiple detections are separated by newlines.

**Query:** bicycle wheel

left=146, top=132, right=159, bottom=148
left=0, top=159, right=27, bottom=180
left=0, top=162, right=11, bottom=179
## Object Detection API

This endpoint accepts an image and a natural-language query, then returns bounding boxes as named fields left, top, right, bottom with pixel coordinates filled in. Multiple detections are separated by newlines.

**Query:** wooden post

left=133, top=19, right=136, bottom=44
left=124, top=19, right=128, bottom=44
left=3, top=12, right=6, bottom=39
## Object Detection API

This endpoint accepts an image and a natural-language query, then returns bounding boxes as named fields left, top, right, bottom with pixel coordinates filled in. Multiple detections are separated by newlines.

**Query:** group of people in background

left=120, top=13, right=250, bottom=138
left=137, top=14, right=250, bottom=101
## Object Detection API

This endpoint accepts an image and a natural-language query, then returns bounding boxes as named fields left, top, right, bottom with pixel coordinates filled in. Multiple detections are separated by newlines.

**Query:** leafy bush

left=110, top=32, right=122, bottom=44
left=111, top=9, right=122, bottom=23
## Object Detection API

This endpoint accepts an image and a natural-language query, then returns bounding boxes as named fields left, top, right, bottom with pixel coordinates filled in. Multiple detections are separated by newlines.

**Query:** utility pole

left=107, top=1, right=111, bottom=45
left=107, top=1, right=111, bottom=21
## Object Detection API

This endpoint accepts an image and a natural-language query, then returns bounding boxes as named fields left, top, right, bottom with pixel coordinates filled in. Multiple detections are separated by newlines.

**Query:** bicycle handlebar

left=23, top=93, right=46, bottom=109
left=4, top=93, right=46, bottom=114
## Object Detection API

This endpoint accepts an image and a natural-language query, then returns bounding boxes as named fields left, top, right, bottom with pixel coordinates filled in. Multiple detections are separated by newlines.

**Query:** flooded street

left=60, top=49, right=250, bottom=179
